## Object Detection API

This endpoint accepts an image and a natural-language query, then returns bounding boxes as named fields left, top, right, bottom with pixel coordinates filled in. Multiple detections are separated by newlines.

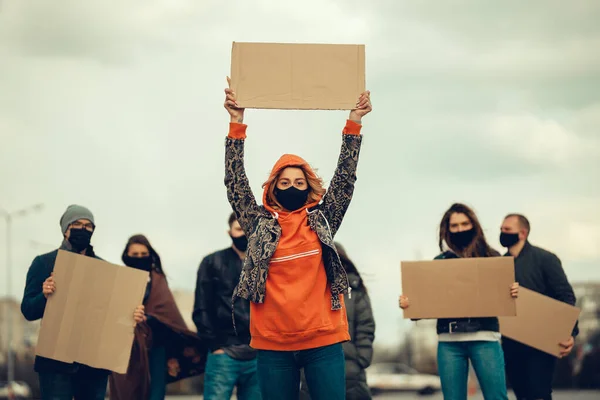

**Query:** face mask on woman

left=449, top=228, right=476, bottom=249
left=275, top=187, right=309, bottom=211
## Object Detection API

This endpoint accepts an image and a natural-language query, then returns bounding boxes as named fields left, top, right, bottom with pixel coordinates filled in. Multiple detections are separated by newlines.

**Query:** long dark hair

left=335, top=242, right=367, bottom=293
left=438, top=203, right=497, bottom=258
left=122, top=234, right=165, bottom=275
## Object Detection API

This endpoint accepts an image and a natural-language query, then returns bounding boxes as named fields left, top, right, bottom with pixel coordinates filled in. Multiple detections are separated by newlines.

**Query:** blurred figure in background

left=21, top=205, right=145, bottom=400
left=109, top=234, right=206, bottom=400
left=300, top=242, right=376, bottom=400
left=193, top=213, right=260, bottom=400
left=500, top=214, right=578, bottom=400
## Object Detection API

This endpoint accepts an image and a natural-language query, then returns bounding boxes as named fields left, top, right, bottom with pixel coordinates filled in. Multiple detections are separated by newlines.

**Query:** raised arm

left=223, top=79, right=261, bottom=234
left=321, top=91, right=371, bottom=237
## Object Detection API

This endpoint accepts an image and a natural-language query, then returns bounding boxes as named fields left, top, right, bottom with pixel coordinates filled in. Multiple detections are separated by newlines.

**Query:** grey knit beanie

left=60, top=204, right=95, bottom=234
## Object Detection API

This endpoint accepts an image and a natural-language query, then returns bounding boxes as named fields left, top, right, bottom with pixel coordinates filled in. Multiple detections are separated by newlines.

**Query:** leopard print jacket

left=224, top=132, right=363, bottom=314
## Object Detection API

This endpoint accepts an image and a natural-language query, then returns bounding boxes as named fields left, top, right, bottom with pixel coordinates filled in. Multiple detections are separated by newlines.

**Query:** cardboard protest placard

left=230, top=42, right=366, bottom=110
left=499, top=287, right=581, bottom=357
left=36, top=250, right=148, bottom=373
left=401, top=257, right=516, bottom=319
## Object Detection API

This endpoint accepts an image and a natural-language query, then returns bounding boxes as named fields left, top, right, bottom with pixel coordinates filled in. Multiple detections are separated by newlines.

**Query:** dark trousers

left=257, top=343, right=345, bottom=400
left=503, top=338, right=557, bottom=400
left=38, top=369, right=108, bottom=400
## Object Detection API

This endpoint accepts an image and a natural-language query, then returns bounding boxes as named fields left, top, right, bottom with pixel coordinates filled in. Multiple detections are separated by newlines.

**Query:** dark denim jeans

left=437, top=341, right=508, bottom=400
left=503, top=337, right=557, bottom=400
left=257, top=343, right=345, bottom=400
left=38, top=370, right=108, bottom=400
left=204, top=352, right=261, bottom=400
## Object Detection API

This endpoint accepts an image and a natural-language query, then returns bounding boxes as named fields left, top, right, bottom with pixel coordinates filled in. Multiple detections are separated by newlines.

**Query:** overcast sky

left=1, top=0, right=599, bottom=346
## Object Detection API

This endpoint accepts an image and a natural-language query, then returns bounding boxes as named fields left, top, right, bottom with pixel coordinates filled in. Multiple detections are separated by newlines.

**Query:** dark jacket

left=435, top=250, right=500, bottom=335
left=21, top=247, right=110, bottom=376
left=225, top=131, right=363, bottom=312
left=300, top=272, right=375, bottom=400
left=192, top=247, right=252, bottom=352
left=505, top=241, right=579, bottom=337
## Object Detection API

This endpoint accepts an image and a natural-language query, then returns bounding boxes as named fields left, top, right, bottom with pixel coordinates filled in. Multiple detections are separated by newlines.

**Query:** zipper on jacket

left=316, top=209, right=352, bottom=300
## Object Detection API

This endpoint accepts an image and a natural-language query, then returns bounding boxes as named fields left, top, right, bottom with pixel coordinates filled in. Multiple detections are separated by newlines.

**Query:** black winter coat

left=300, top=272, right=375, bottom=400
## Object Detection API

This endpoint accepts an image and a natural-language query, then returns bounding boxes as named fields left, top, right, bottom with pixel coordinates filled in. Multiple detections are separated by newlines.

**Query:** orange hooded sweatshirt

left=227, top=121, right=361, bottom=350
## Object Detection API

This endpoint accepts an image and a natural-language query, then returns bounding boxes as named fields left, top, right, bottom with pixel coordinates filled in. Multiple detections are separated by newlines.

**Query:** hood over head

left=262, top=153, right=323, bottom=213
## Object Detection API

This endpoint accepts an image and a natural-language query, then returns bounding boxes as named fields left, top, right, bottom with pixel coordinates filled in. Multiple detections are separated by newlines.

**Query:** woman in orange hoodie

left=223, top=78, right=371, bottom=400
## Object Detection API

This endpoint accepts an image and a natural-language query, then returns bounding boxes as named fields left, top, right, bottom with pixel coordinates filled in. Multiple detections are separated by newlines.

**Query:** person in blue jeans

left=193, top=213, right=261, bottom=400
left=222, top=80, right=371, bottom=400
left=399, top=203, right=519, bottom=400
left=20, top=205, right=145, bottom=400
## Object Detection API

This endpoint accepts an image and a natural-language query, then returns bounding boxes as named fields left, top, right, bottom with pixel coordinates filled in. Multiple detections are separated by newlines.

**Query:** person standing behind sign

left=109, top=234, right=206, bottom=400
left=499, top=213, right=578, bottom=400
left=20, top=205, right=146, bottom=400
left=223, top=78, right=371, bottom=400
left=192, top=212, right=260, bottom=400
left=398, top=203, right=519, bottom=400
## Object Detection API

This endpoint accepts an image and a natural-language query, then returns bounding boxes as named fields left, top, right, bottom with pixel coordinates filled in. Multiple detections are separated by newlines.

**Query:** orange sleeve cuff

left=228, top=123, right=247, bottom=140
left=342, top=120, right=362, bottom=136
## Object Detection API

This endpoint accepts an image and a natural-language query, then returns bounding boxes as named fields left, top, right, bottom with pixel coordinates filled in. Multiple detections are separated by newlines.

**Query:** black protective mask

left=123, top=255, right=153, bottom=271
left=449, top=229, right=476, bottom=249
left=500, top=232, right=520, bottom=248
left=275, top=187, right=309, bottom=211
left=231, top=235, right=248, bottom=252
left=68, top=228, right=93, bottom=251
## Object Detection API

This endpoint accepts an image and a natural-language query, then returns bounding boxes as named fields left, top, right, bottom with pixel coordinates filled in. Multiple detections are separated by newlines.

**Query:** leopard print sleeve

left=320, top=133, right=363, bottom=237
left=224, top=137, right=262, bottom=234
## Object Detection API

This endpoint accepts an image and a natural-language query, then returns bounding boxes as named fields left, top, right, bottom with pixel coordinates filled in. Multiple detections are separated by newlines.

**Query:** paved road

left=167, top=390, right=600, bottom=399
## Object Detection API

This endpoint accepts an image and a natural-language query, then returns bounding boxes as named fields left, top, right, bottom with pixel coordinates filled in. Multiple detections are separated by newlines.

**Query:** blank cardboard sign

left=230, top=42, right=366, bottom=110
left=36, top=250, right=148, bottom=373
left=500, top=287, right=581, bottom=357
left=401, top=257, right=516, bottom=319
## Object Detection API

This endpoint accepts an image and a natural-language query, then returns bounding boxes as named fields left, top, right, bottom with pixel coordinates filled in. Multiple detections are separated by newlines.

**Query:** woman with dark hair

left=399, top=203, right=519, bottom=400
left=224, top=79, right=371, bottom=399
left=299, top=242, right=376, bottom=400
left=109, top=235, right=206, bottom=400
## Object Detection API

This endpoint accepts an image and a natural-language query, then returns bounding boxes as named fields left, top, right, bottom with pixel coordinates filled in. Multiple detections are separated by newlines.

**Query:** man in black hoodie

left=500, top=213, right=579, bottom=400
left=193, top=212, right=260, bottom=400
left=21, top=204, right=144, bottom=399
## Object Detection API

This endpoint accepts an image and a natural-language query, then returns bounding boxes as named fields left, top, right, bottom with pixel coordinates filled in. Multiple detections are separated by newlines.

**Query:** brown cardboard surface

left=36, top=250, right=148, bottom=373
left=401, top=257, right=516, bottom=319
left=230, top=42, right=365, bottom=110
left=499, top=287, right=580, bottom=357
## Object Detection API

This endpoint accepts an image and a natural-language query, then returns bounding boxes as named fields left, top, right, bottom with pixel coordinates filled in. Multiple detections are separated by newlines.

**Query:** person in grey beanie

left=20, top=204, right=146, bottom=400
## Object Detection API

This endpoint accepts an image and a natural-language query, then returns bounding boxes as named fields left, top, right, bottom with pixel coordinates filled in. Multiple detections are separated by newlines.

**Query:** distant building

left=573, top=282, right=600, bottom=342
left=404, top=319, right=438, bottom=373
left=0, top=297, right=41, bottom=360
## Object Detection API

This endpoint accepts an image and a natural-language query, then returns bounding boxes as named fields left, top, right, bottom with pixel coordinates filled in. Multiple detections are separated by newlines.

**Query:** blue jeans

left=257, top=343, right=345, bottom=400
left=149, top=346, right=167, bottom=400
left=438, top=341, right=508, bottom=400
left=38, top=370, right=108, bottom=400
left=204, top=352, right=261, bottom=400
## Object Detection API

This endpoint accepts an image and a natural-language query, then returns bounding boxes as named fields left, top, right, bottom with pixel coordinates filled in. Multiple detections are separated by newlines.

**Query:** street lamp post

left=1, top=203, right=44, bottom=388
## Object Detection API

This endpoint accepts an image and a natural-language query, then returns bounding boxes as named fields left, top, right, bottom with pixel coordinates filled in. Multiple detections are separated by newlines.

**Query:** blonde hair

left=262, top=165, right=326, bottom=210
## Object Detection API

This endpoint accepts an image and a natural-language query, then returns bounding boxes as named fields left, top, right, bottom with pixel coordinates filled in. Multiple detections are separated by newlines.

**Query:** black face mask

left=275, top=187, right=309, bottom=211
left=123, top=255, right=153, bottom=271
left=500, top=232, right=520, bottom=248
left=68, top=228, right=93, bottom=251
left=231, top=235, right=248, bottom=252
left=449, top=229, right=476, bottom=250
